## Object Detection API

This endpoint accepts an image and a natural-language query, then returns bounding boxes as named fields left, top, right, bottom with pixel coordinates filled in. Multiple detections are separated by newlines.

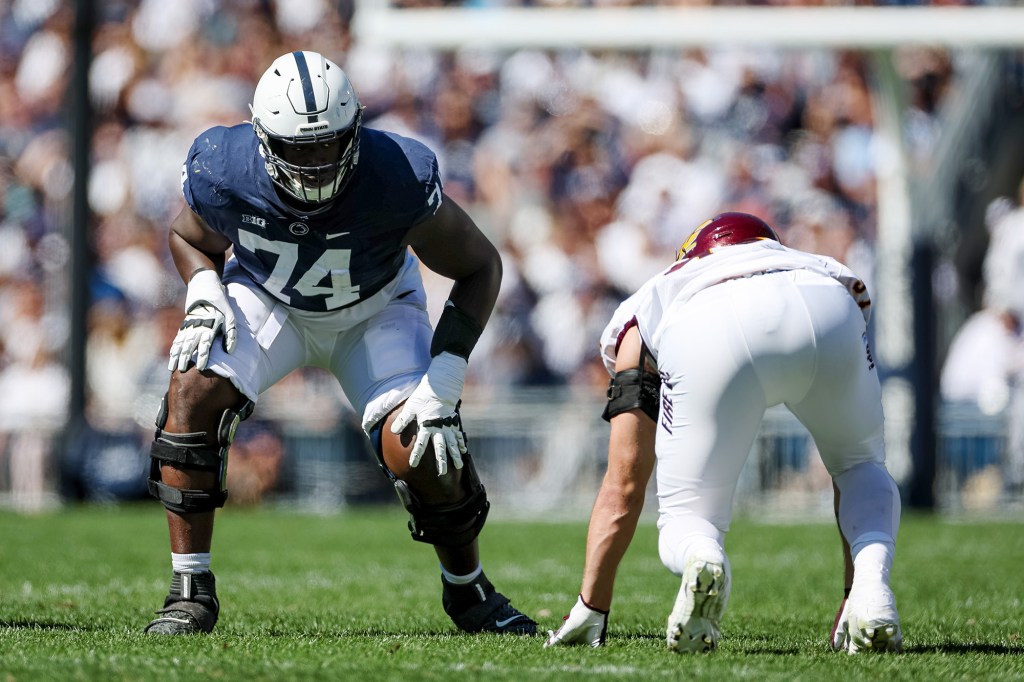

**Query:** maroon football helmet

left=675, top=212, right=781, bottom=262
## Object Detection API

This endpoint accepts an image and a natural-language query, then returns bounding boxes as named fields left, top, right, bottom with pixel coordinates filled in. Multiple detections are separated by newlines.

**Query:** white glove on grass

left=544, top=595, right=608, bottom=648
left=830, top=597, right=850, bottom=651
left=391, top=352, right=467, bottom=476
left=168, top=269, right=237, bottom=372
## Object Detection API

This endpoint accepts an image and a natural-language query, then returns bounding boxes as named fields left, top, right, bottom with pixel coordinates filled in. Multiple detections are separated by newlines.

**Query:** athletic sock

left=172, top=552, right=212, bottom=575
left=440, top=563, right=483, bottom=585
left=851, top=541, right=894, bottom=588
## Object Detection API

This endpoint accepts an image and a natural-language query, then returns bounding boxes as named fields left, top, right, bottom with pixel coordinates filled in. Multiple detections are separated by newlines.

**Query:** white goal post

left=353, top=5, right=1024, bottom=51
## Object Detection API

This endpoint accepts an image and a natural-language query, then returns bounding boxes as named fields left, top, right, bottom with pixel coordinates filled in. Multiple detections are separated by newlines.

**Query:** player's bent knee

left=167, top=370, right=244, bottom=429
left=148, top=393, right=254, bottom=514
left=368, top=421, right=489, bottom=546
left=394, top=455, right=490, bottom=547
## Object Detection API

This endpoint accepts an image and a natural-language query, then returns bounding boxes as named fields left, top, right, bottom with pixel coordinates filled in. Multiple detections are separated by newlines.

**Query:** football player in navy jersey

left=143, top=51, right=536, bottom=636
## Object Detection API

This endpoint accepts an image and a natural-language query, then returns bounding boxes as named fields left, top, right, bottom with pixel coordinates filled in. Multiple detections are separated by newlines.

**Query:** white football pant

left=654, top=269, right=900, bottom=576
left=200, top=252, right=432, bottom=435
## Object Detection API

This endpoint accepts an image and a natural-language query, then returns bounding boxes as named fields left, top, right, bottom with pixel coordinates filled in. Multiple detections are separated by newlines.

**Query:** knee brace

left=148, top=393, right=253, bottom=514
left=369, top=422, right=490, bottom=548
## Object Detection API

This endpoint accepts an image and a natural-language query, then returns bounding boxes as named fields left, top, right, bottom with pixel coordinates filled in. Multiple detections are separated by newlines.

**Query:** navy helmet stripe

left=291, top=51, right=319, bottom=124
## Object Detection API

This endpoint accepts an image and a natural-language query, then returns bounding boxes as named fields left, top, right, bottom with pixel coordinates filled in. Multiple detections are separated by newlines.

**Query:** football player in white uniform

left=545, top=212, right=901, bottom=654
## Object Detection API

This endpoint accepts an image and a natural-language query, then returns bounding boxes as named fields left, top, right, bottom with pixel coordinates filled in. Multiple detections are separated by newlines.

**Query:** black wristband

left=430, top=302, right=483, bottom=359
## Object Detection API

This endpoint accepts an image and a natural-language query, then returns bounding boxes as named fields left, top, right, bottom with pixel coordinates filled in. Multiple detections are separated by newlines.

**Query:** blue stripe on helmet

left=292, top=51, right=319, bottom=124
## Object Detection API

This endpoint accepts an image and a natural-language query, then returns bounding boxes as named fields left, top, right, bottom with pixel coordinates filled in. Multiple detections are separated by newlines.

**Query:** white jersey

left=594, top=235, right=896, bottom=587
left=599, top=239, right=871, bottom=374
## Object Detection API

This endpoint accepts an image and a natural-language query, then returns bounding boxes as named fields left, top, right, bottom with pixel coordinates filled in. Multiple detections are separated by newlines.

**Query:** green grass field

left=0, top=505, right=1021, bottom=681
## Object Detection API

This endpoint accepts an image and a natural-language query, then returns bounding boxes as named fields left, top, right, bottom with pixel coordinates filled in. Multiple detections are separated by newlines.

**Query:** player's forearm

left=167, top=207, right=230, bottom=283
left=579, top=408, right=657, bottom=611
left=446, top=253, right=502, bottom=329
left=169, top=231, right=226, bottom=283
left=579, top=480, right=646, bottom=612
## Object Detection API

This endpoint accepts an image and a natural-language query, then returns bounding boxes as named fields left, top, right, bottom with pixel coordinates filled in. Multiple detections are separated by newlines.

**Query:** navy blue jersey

left=181, top=124, right=442, bottom=311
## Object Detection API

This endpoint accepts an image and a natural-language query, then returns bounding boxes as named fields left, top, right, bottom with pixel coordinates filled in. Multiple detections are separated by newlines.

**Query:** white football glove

left=168, top=269, right=237, bottom=372
left=830, top=597, right=850, bottom=651
left=390, top=352, right=468, bottom=476
left=544, top=595, right=609, bottom=648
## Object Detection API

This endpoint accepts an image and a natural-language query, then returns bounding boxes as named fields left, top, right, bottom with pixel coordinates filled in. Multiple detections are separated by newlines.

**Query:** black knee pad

left=148, top=393, right=253, bottom=514
left=368, top=422, right=490, bottom=547
left=394, top=454, right=490, bottom=547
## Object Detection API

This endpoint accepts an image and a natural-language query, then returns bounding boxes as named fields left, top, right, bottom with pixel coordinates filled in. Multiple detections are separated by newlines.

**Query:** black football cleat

left=442, top=571, right=537, bottom=635
left=144, top=571, right=220, bottom=635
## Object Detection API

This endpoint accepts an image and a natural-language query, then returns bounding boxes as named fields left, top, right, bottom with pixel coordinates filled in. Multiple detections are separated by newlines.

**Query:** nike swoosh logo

left=327, top=232, right=349, bottom=239
left=495, top=615, right=526, bottom=628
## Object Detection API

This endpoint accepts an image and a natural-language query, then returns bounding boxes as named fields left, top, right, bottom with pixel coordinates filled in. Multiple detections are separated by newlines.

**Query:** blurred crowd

left=939, top=179, right=1024, bottom=502
left=0, top=0, right=1008, bottom=505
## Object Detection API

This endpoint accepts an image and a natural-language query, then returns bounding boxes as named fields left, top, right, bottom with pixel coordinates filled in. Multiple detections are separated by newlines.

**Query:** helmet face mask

left=256, top=108, right=362, bottom=205
left=676, top=212, right=781, bottom=261
left=250, top=51, right=362, bottom=205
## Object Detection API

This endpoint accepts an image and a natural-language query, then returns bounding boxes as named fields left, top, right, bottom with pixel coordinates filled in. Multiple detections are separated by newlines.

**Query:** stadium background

left=1, top=0, right=1022, bottom=519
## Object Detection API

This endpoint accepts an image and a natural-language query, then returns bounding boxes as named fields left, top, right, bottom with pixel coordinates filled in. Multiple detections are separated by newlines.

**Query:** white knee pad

left=834, top=460, right=901, bottom=552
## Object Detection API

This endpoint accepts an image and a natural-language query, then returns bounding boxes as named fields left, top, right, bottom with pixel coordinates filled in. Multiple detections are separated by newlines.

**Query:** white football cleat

left=844, top=584, right=902, bottom=653
left=666, top=556, right=728, bottom=653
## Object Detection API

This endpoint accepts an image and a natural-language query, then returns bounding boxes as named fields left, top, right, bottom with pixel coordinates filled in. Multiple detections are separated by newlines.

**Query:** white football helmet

left=250, top=51, right=362, bottom=205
